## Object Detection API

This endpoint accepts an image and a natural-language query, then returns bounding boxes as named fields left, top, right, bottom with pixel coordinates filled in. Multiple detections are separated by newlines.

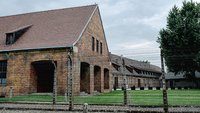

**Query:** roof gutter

left=0, top=45, right=73, bottom=53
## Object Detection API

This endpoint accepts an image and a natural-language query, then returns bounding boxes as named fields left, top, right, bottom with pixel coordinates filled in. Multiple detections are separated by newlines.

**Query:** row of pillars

left=89, top=65, right=106, bottom=94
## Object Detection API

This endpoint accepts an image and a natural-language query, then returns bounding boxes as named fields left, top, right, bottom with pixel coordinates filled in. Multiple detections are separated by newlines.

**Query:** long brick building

left=0, top=5, right=162, bottom=97
left=111, top=54, right=161, bottom=89
left=166, top=72, right=200, bottom=89
left=0, top=5, right=111, bottom=96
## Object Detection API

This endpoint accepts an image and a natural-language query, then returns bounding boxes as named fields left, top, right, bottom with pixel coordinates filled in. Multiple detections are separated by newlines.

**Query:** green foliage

left=158, top=1, right=200, bottom=76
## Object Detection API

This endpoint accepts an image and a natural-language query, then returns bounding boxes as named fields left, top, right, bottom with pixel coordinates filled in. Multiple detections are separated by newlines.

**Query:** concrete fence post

left=83, top=103, right=88, bottom=113
left=9, top=86, right=13, bottom=101
left=160, top=50, right=168, bottom=113
left=64, top=92, right=68, bottom=102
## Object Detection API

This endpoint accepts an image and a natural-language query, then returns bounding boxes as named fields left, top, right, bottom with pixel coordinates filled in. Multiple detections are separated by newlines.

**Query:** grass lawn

left=0, top=90, right=200, bottom=106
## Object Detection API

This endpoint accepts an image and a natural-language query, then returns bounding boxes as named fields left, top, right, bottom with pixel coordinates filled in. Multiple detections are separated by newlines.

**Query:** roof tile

left=0, top=5, right=97, bottom=52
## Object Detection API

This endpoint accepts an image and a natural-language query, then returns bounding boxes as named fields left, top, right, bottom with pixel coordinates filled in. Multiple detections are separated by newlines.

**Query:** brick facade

left=0, top=5, right=162, bottom=98
left=0, top=49, right=68, bottom=96
left=0, top=6, right=111, bottom=96
left=113, top=75, right=160, bottom=89
left=111, top=54, right=161, bottom=89
left=74, top=7, right=111, bottom=94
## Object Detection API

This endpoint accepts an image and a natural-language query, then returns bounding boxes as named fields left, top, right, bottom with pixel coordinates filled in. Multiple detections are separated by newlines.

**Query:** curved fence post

left=160, top=49, right=169, bottom=113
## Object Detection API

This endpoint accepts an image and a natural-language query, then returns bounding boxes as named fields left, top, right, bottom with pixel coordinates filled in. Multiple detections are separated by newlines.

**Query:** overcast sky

left=0, top=0, right=198, bottom=67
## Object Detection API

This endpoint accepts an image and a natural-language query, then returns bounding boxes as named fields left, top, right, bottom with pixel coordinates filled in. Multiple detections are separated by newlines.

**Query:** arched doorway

left=94, top=65, right=101, bottom=92
left=80, top=62, right=90, bottom=93
left=104, top=68, right=109, bottom=89
left=31, top=60, right=56, bottom=93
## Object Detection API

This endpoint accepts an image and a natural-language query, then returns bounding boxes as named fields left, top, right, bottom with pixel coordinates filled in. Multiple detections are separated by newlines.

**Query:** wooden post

left=160, top=50, right=169, bottom=113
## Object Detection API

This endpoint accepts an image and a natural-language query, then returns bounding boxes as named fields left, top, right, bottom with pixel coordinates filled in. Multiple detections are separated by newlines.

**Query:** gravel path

left=0, top=103, right=200, bottom=113
left=0, top=109, right=118, bottom=113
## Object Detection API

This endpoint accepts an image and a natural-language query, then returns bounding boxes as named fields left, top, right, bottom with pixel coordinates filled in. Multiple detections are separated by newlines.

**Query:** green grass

left=0, top=94, right=65, bottom=102
left=131, top=90, right=163, bottom=105
left=168, top=90, right=200, bottom=106
left=0, top=90, right=200, bottom=106
left=74, top=91, right=123, bottom=104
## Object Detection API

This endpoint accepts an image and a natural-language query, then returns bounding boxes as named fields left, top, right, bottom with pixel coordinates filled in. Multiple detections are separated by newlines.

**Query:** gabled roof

left=110, top=53, right=161, bottom=73
left=0, top=5, right=97, bottom=52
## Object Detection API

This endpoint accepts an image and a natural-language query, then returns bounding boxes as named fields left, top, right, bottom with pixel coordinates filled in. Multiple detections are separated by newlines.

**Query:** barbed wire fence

left=0, top=48, right=199, bottom=112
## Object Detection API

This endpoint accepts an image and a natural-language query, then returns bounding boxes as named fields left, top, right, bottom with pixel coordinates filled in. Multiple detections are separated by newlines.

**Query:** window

left=113, top=64, right=120, bottom=71
left=6, top=31, right=24, bottom=45
left=92, top=37, right=95, bottom=51
left=100, top=42, right=103, bottom=54
left=0, top=61, right=7, bottom=85
left=6, top=33, right=15, bottom=45
left=96, top=40, right=99, bottom=52
left=6, top=25, right=31, bottom=45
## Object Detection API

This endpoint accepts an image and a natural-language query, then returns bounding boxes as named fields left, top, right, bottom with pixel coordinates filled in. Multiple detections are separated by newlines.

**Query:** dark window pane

left=0, top=73, right=6, bottom=78
left=2, top=79, right=6, bottom=84
left=0, top=61, right=7, bottom=85
left=92, top=37, right=95, bottom=51
left=100, top=42, right=103, bottom=54
left=96, top=40, right=99, bottom=52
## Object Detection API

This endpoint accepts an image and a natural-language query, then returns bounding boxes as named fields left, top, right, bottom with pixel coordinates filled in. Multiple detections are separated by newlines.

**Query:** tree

left=157, top=0, right=200, bottom=78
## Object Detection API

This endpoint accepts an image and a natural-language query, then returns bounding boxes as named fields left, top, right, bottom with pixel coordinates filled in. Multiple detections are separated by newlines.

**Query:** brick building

left=0, top=5, right=111, bottom=96
left=111, top=54, right=161, bottom=89
left=166, top=72, right=200, bottom=89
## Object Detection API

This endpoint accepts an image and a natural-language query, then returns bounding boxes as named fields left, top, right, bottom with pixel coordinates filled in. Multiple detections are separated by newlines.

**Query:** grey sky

left=0, top=0, right=198, bottom=67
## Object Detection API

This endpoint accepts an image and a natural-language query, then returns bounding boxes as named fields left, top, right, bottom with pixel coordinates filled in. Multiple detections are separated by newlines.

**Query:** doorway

left=80, top=62, right=90, bottom=93
left=138, top=79, right=141, bottom=87
left=31, top=60, right=55, bottom=93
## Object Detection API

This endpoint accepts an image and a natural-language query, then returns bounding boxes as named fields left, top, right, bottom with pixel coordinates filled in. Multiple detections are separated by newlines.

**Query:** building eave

left=0, top=45, right=73, bottom=53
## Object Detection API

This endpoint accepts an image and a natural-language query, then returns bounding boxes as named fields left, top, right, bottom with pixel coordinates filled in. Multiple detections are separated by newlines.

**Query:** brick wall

left=0, top=49, right=68, bottom=96
left=74, top=7, right=111, bottom=94
left=0, top=7, right=111, bottom=96
left=113, top=74, right=161, bottom=89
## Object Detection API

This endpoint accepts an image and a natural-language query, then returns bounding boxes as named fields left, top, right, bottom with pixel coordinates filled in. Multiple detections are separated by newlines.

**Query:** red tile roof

left=0, top=5, right=97, bottom=52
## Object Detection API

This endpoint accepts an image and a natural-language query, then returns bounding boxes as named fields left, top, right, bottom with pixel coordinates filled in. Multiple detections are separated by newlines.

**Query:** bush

left=131, top=86, right=135, bottom=90
left=156, top=87, right=160, bottom=90
left=171, top=87, right=175, bottom=90
left=178, top=87, right=182, bottom=90
left=140, top=87, right=144, bottom=90
left=148, top=87, right=152, bottom=90
left=189, top=86, right=193, bottom=89
left=113, top=86, right=117, bottom=90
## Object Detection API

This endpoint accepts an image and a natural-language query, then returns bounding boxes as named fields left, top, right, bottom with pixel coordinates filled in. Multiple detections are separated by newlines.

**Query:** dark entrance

left=104, top=68, right=109, bottom=89
left=31, top=60, right=55, bottom=93
left=94, top=65, right=101, bottom=92
left=138, top=79, right=141, bottom=87
left=80, top=62, right=90, bottom=93
left=114, top=77, right=118, bottom=89
left=170, top=80, right=174, bottom=88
